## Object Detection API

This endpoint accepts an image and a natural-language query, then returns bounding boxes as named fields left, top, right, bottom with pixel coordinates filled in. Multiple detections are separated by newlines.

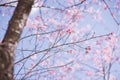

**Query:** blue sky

left=0, top=0, right=120, bottom=80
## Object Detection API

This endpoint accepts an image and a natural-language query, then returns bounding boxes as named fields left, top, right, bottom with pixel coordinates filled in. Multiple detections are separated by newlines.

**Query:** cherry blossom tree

left=0, top=0, right=120, bottom=80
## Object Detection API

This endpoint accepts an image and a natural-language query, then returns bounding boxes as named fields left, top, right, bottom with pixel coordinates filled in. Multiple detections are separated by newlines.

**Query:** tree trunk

left=0, top=0, right=34, bottom=80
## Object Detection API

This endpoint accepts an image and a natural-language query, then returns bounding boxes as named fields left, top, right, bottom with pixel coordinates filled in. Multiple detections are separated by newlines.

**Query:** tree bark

left=0, top=0, right=34, bottom=80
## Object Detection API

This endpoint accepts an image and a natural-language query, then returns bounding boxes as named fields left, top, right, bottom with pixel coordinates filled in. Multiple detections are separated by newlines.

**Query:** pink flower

left=86, top=70, right=94, bottom=76
left=104, top=5, right=109, bottom=10
left=86, top=46, right=91, bottom=51
left=69, top=50, right=73, bottom=54
left=49, top=70, right=56, bottom=75
left=87, top=7, right=94, bottom=13
left=30, top=54, right=37, bottom=60
left=109, top=75, right=116, bottom=80
left=94, top=50, right=100, bottom=54
left=66, top=29, right=72, bottom=34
